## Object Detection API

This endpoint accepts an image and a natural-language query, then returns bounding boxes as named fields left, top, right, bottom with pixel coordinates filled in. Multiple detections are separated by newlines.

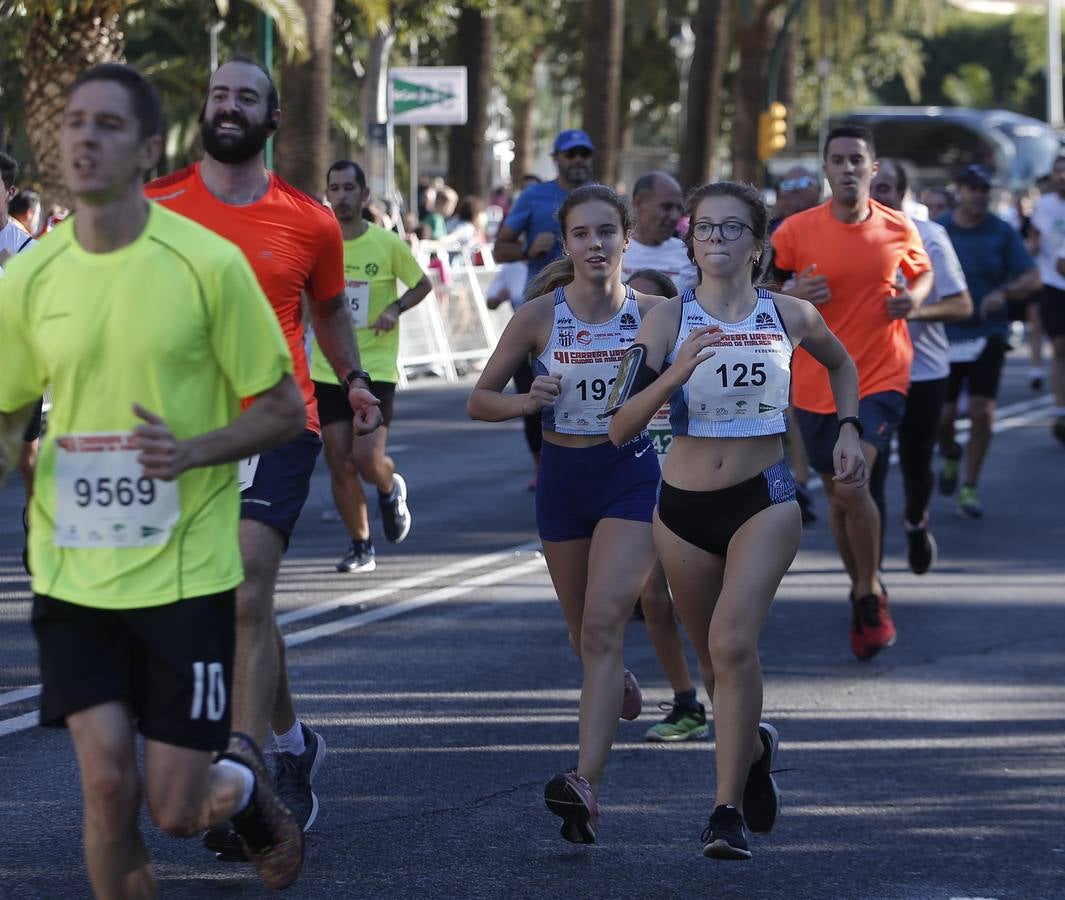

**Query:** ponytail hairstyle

left=682, top=181, right=770, bottom=285
left=523, top=257, right=575, bottom=304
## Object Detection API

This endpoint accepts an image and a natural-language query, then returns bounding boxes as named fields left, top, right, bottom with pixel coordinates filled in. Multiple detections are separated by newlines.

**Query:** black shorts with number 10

left=32, top=591, right=236, bottom=752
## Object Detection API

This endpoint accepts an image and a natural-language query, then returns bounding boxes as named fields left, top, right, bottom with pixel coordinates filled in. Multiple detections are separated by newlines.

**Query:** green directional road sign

left=388, top=67, right=468, bottom=125
left=393, top=78, right=456, bottom=115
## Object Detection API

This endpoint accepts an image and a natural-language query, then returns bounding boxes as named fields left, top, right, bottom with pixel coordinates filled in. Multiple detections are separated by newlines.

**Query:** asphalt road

left=0, top=354, right=1063, bottom=900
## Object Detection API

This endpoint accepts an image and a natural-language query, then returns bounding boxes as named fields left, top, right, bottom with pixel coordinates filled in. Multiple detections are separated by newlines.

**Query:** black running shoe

left=378, top=473, right=411, bottom=543
left=743, top=722, right=781, bottom=833
left=904, top=517, right=937, bottom=575
left=217, top=732, right=304, bottom=890
left=274, top=724, right=327, bottom=832
left=701, top=804, right=752, bottom=860
left=336, top=539, right=376, bottom=573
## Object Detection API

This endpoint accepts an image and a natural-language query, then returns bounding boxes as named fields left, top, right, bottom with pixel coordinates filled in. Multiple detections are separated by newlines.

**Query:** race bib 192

left=53, top=433, right=180, bottom=548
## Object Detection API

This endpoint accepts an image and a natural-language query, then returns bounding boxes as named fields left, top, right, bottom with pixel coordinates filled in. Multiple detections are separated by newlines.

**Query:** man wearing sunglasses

left=771, top=165, right=822, bottom=231
left=494, top=129, right=595, bottom=283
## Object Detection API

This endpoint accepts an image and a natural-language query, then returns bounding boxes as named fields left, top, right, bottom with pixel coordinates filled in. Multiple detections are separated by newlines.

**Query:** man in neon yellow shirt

left=0, top=64, right=307, bottom=893
left=310, top=160, right=431, bottom=572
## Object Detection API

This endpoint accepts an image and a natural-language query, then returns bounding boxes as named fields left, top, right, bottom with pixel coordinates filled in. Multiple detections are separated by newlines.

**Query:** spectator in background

left=921, top=187, right=953, bottom=222
left=770, top=165, right=821, bottom=232
left=493, top=129, right=595, bottom=284
left=620, top=171, right=697, bottom=294
left=9, top=189, right=41, bottom=236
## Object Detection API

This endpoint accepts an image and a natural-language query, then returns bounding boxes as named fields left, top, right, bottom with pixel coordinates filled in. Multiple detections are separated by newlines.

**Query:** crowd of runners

left=0, top=57, right=1062, bottom=894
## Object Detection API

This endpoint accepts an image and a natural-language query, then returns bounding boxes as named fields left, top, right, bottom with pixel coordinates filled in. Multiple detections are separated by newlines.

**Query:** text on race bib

left=345, top=280, right=371, bottom=329
left=53, top=433, right=180, bottom=548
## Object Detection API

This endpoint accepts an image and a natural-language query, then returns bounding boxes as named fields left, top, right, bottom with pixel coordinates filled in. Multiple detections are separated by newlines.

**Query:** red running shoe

left=850, top=589, right=897, bottom=661
left=544, top=772, right=598, bottom=843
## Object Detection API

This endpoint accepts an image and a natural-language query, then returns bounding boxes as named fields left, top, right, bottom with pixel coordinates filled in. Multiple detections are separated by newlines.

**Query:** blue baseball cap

left=553, top=129, right=595, bottom=154
left=957, top=164, right=993, bottom=189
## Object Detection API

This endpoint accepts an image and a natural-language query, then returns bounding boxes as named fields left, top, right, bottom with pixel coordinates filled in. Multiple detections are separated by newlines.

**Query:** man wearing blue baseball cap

left=494, top=128, right=595, bottom=283
left=936, top=164, right=1039, bottom=518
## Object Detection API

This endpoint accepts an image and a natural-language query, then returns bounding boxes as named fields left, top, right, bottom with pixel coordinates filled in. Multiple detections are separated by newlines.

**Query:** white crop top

left=664, top=288, right=793, bottom=438
left=535, top=286, right=641, bottom=435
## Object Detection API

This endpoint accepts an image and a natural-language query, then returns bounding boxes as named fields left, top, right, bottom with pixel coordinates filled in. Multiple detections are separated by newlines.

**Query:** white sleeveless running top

left=535, top=286, right=641, bottom=435
left=664, top=288, right=792, bottom=438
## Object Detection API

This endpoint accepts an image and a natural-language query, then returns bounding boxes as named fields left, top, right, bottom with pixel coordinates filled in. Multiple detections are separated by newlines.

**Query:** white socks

left=273, top=720, right=306, bottom=756
left=216, top=758, right=255, bottom=812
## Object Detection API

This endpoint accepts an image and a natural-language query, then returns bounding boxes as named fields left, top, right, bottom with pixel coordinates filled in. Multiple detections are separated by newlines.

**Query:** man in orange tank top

left=771, top=125, right=932, bottom=662
left=146, top=57, right=381, bottom=851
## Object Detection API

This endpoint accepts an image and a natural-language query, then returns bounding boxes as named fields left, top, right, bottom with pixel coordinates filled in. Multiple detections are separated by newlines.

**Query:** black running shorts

left=314, top=380, right=397, bottom=429
left=1039, top=285, right=1065, bottom=339
left=947, top=336, right=1009, bottom=402
left=32, top=591, right=236, bottom=752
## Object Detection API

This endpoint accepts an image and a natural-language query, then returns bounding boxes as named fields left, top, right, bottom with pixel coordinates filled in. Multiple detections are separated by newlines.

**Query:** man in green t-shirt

left=0, top=64, right=307, bottom=893
left=310, top=160, right=431, bottom=572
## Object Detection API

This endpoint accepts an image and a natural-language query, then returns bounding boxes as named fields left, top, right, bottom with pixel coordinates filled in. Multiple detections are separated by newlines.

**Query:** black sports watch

left=343, top=369, right=372, bottom=390
left=837, top=416, right=864, bottom=438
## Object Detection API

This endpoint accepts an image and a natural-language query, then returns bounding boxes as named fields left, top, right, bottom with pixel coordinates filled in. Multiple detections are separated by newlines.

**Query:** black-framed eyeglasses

left=691, top=220, right=753, bottom=242
left=779, top=176, right=816, bottom=192
left=559, top=148, right=592, bottom=160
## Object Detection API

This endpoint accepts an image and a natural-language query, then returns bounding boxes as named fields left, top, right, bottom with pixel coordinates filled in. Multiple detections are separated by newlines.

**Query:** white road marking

left=0, top=399, right=1051, bottom=734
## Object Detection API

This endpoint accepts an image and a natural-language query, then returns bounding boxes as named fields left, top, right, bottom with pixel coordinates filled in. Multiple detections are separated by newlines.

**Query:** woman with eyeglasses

left=608, top=181, right=865, bottom=861
left=469, top=184, right=663, bottom=846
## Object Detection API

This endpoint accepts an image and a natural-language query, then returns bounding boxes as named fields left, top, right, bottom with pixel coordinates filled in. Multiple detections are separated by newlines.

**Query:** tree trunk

left=275, top=0, right=334, bottom=198
left=680, top=0, right=732, bottom=190
left=447, top=6, right=494, bottom=197
left=22, top=2, right=125, bottom=210
left=581, top=0, right=624, bottom=187
left=731, top=6, right=777, bottom=185
left=510, top=95, right=535, bottom=184
left=779, top=30, right=797, bottom=144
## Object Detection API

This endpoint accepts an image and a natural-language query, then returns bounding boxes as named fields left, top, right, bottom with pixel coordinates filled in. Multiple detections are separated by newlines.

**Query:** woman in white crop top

left=609, top=181, right=865, bottom=860
left=469, top=185, right=665, bottom=845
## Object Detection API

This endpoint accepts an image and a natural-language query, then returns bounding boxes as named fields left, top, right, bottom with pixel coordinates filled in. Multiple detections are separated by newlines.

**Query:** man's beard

left=201, top=113, right=272, bottom=164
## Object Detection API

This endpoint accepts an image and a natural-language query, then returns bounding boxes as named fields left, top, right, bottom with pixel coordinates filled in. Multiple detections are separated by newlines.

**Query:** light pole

left=1049, top=0, right=1063, bottom=128
left=671, top=18, right=696, bottom=151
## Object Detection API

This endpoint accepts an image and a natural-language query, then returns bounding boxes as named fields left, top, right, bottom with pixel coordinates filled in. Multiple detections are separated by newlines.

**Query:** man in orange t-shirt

left=771, top=125, right=932, bottom=662
left=146, top=57, right=381, bottom=847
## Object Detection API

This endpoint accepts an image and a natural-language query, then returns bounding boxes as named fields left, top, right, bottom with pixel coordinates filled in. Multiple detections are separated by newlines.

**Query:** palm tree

left=680, top=0, right=733, bottom=189
left=2, top=0, right=308, bottom=207
left=581, top=0, right=625, bottom=187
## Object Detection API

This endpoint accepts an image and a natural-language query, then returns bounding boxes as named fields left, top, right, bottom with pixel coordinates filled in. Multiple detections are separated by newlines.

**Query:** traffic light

left=758, top=102, right=788, bottom=163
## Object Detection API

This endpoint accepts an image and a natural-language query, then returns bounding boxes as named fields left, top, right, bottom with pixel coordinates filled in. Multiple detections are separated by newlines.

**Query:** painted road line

left=0, top=554, right=547, bottom=737
left=285, top=556, right=546, bottom=647
left=0, top=685, right=41, bottom=708
left=278, top=540, right=540, bottom=626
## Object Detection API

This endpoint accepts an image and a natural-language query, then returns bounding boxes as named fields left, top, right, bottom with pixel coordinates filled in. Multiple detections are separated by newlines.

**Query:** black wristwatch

left=394, top=296, right=406, bottom=313
left=837, top=416, right=864, bottom=438
left=343, top=369, right=372, bottom=390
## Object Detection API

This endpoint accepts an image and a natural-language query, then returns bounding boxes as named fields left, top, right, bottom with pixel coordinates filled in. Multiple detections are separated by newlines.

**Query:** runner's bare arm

left=131, top=374, right=305, bottom=481
left=776, top=293, right=865, bottom=485
left=492, top=223, right=526, bottom=263
left=609, top=302, right=719, bottom=446
left=0, top=403, right=38, bottom=487
left=310, top=291, right=383, bottom=434
left=468, top=298, right=554, bottom=422
left=907, top=288, right=973, bottom=324
left=370, top=275, right=432, bottom=334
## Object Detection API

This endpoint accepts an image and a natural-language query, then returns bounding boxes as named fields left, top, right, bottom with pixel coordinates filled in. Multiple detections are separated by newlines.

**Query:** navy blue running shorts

left=536, top=435, right=660, bottom=543
left=241, top=429, right=321, bottom=546
left=795, top=390, right=906, bottom=476
left=33, top=591, right=236, bottom=752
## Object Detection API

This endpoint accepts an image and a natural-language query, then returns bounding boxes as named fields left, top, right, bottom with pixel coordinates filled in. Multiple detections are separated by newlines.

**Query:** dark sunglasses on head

left=779, top=176, right=816, bottom=192
left=559, top=148, right=592, bottom=160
